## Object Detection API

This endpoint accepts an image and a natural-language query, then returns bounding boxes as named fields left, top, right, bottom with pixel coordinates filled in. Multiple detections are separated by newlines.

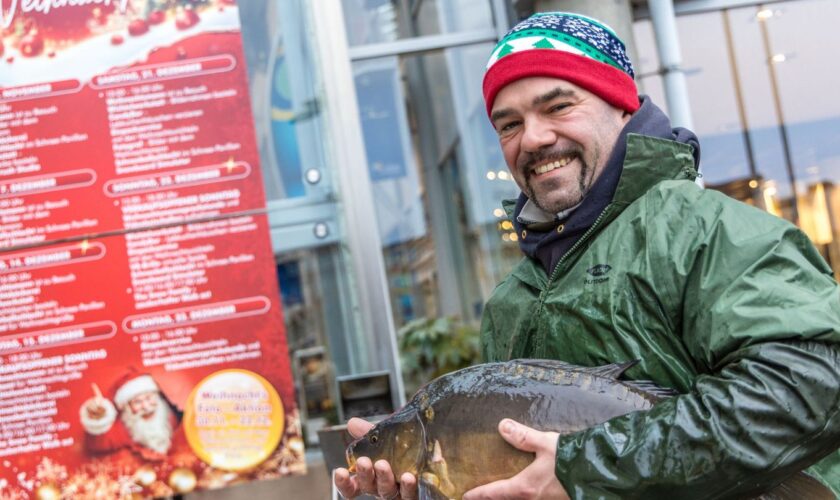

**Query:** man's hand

left=463, top=419, right=570, bottom=500
left=333, top=417, right=418, bottom=499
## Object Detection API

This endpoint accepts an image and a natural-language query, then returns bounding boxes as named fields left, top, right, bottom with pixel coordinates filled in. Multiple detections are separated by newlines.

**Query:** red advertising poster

left=0, top=1, right=305, bottom=498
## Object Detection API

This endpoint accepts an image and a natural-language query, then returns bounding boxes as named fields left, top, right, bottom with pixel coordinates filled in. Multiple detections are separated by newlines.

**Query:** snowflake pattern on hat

left=486, top=12, right=634, bottom=79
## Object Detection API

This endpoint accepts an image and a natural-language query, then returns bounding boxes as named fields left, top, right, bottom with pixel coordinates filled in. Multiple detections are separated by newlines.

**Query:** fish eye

left=370, top=434, right=379, bottom=444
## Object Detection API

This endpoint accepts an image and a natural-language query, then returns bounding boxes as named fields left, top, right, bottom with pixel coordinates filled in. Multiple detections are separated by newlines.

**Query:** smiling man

left=335, top=11, right=840, bottom=500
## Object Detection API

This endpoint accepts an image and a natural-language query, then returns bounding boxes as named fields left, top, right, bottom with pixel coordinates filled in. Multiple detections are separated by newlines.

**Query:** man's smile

left=532, top=156, right=573, bottom=176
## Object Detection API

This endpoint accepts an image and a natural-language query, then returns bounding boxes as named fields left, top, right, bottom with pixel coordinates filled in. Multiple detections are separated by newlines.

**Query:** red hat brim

left=482, top=50, right=640, bottom=118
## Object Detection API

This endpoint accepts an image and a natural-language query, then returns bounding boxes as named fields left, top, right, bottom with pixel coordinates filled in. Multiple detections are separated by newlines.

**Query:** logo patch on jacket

left=586, top=264, right=611, bottom=277
left=585, top=264, right=611, bottom=284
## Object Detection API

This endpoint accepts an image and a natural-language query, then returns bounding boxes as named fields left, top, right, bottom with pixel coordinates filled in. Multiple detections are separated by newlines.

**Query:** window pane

left=762, top=0, right=840, bottom=271
left=341, top=0, right=494, bottom=46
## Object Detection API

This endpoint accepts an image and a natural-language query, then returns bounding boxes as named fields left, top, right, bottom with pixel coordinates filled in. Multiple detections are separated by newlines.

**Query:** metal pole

left=721, top=9, right=757, bottom=180
left=648, top=0, right=694, bottom=131
left=757, top=4, right=799, bottom=224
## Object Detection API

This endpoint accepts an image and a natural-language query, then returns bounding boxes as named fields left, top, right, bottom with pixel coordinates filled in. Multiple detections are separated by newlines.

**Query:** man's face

left=128, top=391, right=159, bottom=420
left=490, top=77, right=631, bottom=214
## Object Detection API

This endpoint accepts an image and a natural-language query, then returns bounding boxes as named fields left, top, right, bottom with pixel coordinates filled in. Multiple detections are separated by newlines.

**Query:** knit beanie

left=483, top=12, right=639, bottom=117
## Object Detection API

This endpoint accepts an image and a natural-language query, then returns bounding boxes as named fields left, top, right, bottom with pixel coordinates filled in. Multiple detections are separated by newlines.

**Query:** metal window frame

left=635, top=0, right=790, bottom=19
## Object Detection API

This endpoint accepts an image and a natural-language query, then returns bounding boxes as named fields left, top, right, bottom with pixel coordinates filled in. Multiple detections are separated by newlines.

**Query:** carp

left=346, top=359, right=833, bottom=500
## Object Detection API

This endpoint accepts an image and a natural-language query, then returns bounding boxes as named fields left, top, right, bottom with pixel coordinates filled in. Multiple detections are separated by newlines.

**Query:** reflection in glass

left=341, top=0, right=493, bottom=47
left=638, top=0, right=840, bottom=275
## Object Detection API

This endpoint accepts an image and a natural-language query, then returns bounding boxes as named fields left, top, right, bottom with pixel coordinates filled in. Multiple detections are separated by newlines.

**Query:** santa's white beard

left=121, top=393, right=174, bottom=455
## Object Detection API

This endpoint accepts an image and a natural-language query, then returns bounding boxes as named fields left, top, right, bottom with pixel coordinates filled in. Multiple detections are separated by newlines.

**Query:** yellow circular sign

left=183, top=369, right=284, bottom=471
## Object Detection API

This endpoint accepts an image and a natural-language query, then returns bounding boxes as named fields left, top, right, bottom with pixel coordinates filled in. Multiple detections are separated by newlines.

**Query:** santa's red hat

left=111, top=369, right=159, bottom=408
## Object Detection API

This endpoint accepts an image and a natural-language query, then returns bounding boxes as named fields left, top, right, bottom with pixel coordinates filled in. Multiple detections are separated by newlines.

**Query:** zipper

left=546, top=203, right=614, bottom=288
left=530, top=203, right=614, bottom=357
left=532, top=203, right=615, bottom=358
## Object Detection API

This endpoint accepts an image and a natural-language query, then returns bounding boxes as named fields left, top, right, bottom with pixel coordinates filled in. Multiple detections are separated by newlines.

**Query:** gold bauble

left=134, top=465, right=157, bottom=486
left=168, top=467, right=197, bottom=493
left=288, top=436, right=305, bottom=454
left=35, top=484, right=61, bottom=500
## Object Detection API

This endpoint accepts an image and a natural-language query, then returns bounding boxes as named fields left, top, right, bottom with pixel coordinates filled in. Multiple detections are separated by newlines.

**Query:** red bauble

left=128, top=19, right=149, bottom=36
left=148, top=10, right=165, bottom=25
left=175, top=8, right=200, bottom=30
left=20, top=32, right=43, bottom=57
left=111, top=34, right=124, bottom=45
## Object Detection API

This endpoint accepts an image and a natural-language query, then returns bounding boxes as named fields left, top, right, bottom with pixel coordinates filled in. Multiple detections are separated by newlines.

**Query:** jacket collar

left=614, top=133, right=698, bottom=206
left=507, top=133, right=698, bottom=290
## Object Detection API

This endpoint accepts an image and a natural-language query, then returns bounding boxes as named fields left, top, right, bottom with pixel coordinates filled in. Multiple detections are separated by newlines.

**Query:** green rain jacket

left=481, top=133, right=840, bottom=499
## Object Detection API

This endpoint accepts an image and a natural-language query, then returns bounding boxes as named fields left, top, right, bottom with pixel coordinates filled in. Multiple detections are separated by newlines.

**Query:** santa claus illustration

left=79, top=369, right=193, bottom=464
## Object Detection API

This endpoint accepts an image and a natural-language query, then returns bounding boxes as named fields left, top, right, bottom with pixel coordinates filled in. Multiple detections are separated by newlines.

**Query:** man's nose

left=521, top=116, right=557, bottom=152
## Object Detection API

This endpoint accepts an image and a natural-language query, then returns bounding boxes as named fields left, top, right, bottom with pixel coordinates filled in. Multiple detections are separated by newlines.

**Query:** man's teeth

left=534, top=157, right=571, bottom=174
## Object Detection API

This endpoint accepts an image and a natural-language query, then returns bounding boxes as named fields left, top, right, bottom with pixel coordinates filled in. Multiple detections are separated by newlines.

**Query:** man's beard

left=121, top=393, right=174, bottom=454
left=520, top=145, right=594, bottom=214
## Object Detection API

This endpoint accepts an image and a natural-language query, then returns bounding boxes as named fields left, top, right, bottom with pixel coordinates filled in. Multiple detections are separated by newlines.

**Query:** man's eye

left=497, top=121, right=520, bottom=134
left=550, top=103, right=570, bottom=113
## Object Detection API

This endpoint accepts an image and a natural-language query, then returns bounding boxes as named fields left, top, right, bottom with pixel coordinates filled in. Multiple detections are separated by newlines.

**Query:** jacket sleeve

left=553, top=198, right=840, bottom=499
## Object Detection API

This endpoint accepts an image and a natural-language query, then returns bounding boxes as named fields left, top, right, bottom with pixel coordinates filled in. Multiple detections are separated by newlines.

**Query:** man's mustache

left=518, top=146, right=583, bottom=177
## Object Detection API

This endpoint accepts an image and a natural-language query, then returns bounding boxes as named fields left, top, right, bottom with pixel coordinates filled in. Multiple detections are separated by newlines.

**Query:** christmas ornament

left=111, top=34, right=124, bottom=45
left=128, top=19, right=150, bottom=36
left=134, top=466, right=156, bottom=487
left=92, top=7, right=107, bottom=25
left=175, top=7, right=200, bottom=30
left=35, top=484, right=61, bottom=500
left=148, top=10, right=166, bottom=25
left=288, top=436, right=304, bottom=454
left=20, top=31, right=44, bottom=57
left=168, top=468, right=196, bottom=493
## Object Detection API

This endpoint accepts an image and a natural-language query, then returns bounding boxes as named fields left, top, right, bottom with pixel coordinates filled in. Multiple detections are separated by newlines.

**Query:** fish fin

left=428, top=440, right=456, bottom=495
left=586, top=360, right=640, bottom=379
left=513, top=359, right=640, bottom=379
left=418, top=476, right=452, bottom=500
left=755, top=472, right=836, bottom=500
left=622, top=379, right=680, bottom=399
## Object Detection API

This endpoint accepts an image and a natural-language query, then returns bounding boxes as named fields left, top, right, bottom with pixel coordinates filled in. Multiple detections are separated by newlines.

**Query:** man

left=335, top=11, right=840, bottom=500
left=80, top=370, right=195, bottom=467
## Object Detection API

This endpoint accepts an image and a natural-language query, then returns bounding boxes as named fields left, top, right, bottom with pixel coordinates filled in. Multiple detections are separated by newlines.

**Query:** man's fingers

left=399, top=472, right=418, bottom=500
left=463, top=477, right=531, bottom=500
left=355, top=457, right=376, bottom=494
left=333, top=468, right=360, bottom=499
left=374, top=460, right=399, bottom=499
left=499, top=418, right=546, bottom=453
left=347, top=417, right=375, bottom=438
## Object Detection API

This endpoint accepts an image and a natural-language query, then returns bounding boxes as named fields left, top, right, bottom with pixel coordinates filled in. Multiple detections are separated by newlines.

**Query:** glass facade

left=345, top=1, right=521, bottom=337
left=635, top=0, right=840, bottom=275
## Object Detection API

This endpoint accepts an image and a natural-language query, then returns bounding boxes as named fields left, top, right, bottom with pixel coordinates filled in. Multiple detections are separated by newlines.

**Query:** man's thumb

left=499, top=418, right=542, bottom=453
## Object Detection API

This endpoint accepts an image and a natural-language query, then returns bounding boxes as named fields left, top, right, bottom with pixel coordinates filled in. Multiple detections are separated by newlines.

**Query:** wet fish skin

left=347, top=359, right=663, bottom=498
